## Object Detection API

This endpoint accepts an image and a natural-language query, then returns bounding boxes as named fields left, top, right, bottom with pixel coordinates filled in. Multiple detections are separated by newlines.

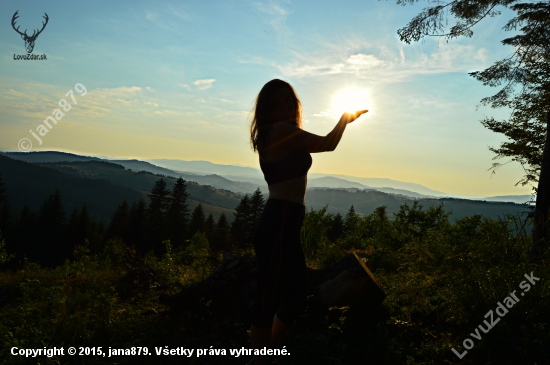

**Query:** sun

left=331, top=87, right=370, bottom=116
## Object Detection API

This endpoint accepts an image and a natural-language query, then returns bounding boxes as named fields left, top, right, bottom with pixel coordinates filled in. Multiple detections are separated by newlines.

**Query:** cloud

left=313, top=109, right=338, bottom=118
left=193, top=79, right=216, bottom=90
left=248, top=42, right=489, bottom=83
left=168, top=5, right=192, bottom=21
left=145, top=12, right=158, bottom=21
left=214, top=110, right=250, bottom=119
left=143, top=4, right=192, bottom=34
left=0, top=84, right=147, bottom=122
left=90, top=86, right=142, bottom=98
left=180, top=84, right=191, bottom=90
left=347, top=54, right=384, bottom=69
left=252, top=0, right=291, bottom=36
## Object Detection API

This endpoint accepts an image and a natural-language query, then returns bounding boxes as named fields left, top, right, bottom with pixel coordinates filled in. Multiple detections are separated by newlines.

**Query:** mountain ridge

left=1, top=151, right=530, bottom=203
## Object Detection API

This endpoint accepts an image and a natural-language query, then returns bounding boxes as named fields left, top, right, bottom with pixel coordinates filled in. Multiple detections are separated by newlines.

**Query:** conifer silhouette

left=167, top=178, right=190, bottom=248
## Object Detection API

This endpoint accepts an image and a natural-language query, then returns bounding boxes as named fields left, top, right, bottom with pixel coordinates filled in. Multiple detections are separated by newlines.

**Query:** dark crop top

left=259, top=149, right=312, bottom=185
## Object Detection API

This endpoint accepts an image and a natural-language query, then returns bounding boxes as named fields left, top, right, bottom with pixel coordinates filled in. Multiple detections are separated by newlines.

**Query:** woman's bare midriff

left=267, top=175, right=307, bottom=206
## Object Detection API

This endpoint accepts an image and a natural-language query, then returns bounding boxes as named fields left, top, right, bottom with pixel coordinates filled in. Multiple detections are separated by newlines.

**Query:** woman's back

left=259, top=122, right=312, bottom=205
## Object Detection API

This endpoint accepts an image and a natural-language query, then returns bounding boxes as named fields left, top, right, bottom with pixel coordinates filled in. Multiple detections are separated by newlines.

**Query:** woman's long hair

left=250, top=79, right=303, bottom=153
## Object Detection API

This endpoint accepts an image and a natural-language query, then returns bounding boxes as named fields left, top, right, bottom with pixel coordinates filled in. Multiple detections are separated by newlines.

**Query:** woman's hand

left=339, top=110, right=368, bottom=124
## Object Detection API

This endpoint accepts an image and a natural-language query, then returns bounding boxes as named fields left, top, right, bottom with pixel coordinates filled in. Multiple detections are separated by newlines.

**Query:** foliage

left=0, top=231, right=14, bottom=266
left=393, top=0, right=550, bottom=187
left=290, top=201, right=549, bottom=364
left=0, top=175, right=13, bottom=241
left=300, top=206, right=343, bottom=268
left=394, top=0, right=512, bottom=43
left=181, top=232, right=221, bottom=283
left=470, top=2, right=550, bottom=186
left=0, top=181, right=548, bottom=364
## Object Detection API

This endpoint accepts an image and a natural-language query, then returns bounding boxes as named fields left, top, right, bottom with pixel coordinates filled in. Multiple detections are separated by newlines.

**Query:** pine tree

left=148, top=178, right=172, bottom=211
left=67, top=207, right=79, bottom=254
left=204, top=213, right=215, bottom=239
left=344, top=205, right=359, bottom=235
left=38, top=189, right=68, bottom=266
left=167, top=178, right=190, bottom=248
left=0, top=174, right=13, bottom=243
left=188, top=204, right=206, bottom=238
left=14, top=205, right=39, bottom=262
left=76, top=204, right=90, bottom=247
left=328, top=212, right=345, bottom=243
left=147, top=178, right=171, bottom=256
left=106, top=200, right=129, bottom=241
left=89, top=221, right=105, bottom=253
left=249, top=188, right=266, bottom=235
left=128, top=199, right=148, bottom=256
left=210, top=213, right=229, bottom=253
left=230, top=195, right=252, bottom=250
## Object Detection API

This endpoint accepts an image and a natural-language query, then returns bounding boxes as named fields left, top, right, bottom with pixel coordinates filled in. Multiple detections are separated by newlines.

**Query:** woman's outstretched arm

left=270, top=110, right=368, bottom=153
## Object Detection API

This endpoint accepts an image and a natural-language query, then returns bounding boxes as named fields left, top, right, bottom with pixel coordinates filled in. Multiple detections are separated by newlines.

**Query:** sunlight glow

left=331, top=88, right=370, bottom=116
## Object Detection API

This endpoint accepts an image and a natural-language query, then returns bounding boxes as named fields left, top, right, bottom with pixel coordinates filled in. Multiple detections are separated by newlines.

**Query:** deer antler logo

left=12, top=10, right=49, bottom=54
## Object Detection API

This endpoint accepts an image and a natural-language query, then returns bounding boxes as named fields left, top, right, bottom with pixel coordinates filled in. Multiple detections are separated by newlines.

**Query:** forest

left=0, top=172, right=548, bottom=364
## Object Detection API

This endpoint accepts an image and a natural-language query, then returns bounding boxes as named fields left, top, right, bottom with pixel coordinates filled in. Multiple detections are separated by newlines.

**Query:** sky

left=0, top=0, right=534, bottom=197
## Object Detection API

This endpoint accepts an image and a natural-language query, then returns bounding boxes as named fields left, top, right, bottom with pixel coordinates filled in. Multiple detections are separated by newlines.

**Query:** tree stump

left=161, top=251, right=387, bottom=328
left=315, top=253, right=386, bottom=308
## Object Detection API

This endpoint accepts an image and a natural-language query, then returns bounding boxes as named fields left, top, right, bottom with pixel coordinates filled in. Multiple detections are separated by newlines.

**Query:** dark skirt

left=251, top=198, right=307, bottom=329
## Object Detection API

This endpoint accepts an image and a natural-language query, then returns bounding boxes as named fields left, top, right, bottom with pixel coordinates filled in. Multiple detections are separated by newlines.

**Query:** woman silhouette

left=247, top=79, right=367, bottom=365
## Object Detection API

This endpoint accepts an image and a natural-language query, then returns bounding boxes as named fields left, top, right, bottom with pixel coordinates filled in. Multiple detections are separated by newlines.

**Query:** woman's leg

left=270, top=204, right=307, bottom=350
left=249, top=314, right=290, bottom=365
left=270, top=313, right=291, bottom=349
left=250, top=200, right=305, bottom=363
left=250, top=200, right=282, bottom=365
left=249, top=325, right=271, bottom=365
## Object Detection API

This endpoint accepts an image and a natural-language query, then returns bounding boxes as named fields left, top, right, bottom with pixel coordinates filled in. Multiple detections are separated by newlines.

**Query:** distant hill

left=149, top=159, right=264, bottom=179
left=306, top=188, right=530, bottom=222
left=0, top=155, right=142, bottom=224
left=147, top=158, right=450, bottom=197
left=309, top=174, right=449, bottom=197
left=1, top=152, right=264, bottom=196
left=36, top=160, right=242, bottom=222
left=308, top=176, right=369, bottom=189
left=482, top=195, right=534, bottom=204
left=179, top=174, right=266, bottom=194
left=111, top=159, right=181, bottom=177
left=2, top=151, right=531, bottom=208
left=1, top=152, right=184, bottom=178
left=1, top=151, right=102, bottom=163
left=0, top=155, right=241, bottom=224
left=307, top=176, right=437, bottom=199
